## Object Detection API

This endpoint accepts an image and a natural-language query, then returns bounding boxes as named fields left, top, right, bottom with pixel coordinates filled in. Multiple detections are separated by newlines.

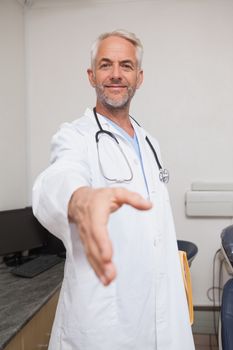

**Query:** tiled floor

left=193, top=333, right=219, bottom=350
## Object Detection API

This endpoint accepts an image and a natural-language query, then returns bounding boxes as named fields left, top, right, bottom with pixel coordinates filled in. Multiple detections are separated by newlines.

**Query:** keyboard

left=11, top=254, right=64, bottom=278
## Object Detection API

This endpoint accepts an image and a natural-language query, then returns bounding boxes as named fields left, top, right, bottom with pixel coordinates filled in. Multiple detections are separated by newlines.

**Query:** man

left=33, top=30, right=195, bottom=350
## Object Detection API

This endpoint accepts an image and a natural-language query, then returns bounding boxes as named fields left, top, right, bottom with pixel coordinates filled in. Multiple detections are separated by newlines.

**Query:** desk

left=0, top=261, right=64, bottom=350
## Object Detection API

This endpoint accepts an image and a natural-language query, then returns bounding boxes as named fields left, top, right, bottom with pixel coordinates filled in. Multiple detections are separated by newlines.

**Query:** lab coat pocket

left=64, top=275, right=118, bottom=333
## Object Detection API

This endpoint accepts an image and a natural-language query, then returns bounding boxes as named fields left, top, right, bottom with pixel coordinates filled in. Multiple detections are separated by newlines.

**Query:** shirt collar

left=84, top=107, right=146, bottom=140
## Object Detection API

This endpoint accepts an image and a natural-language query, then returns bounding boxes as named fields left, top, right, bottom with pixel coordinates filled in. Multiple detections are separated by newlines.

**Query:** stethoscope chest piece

left=159, top=168, right=169, bottom=183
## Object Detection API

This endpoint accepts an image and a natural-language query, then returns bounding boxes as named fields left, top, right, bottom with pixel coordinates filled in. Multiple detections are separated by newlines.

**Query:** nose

left=111, top=63, right=122, bottom=80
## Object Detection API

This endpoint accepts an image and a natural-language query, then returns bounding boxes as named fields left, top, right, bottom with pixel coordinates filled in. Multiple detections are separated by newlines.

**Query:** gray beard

left=95, top=84, right=136, bottom=110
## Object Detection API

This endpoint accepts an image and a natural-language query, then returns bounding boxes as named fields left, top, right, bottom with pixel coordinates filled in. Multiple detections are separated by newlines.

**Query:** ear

left=136, top=69, right=144, bottom=89
left=87, top=68, right=96, bottom=87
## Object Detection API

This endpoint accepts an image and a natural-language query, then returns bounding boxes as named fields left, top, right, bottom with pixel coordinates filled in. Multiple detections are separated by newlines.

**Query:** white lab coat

left=32, top=108, right=195, bottom=350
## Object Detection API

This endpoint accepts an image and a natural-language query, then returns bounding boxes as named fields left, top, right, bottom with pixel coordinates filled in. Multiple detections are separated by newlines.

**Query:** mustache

left=108, top=78, right=123, bottom=84
left=103, top=78, right=128, bottom=86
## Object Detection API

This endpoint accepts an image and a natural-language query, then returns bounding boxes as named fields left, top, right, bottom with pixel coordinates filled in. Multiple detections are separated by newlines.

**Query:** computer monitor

left=0, top=207, right=65, bottom=257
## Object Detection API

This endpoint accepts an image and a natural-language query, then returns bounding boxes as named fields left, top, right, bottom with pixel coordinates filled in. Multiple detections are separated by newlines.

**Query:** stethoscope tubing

left=93, top=107, right=169, bottom=183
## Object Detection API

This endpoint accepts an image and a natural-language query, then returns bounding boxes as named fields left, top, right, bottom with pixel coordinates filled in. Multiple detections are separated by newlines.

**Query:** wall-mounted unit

left=185, top=182, right=233, bottom=217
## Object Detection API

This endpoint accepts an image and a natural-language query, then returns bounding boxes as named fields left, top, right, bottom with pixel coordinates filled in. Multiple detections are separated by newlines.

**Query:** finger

left=82, top=228, right=113, bottom=273
left=111, top=188, right=152, bottom=212
left=85, top=235, right=110, bottom=269
left=86, top=254, right=107, bottom=284
left=87, top=254, right=107, bottom=284
left=77, top=200, right=113, bottom=266
left=91, top=224, right=113, bottom=262
left=83, top=239, right=107, bottom=281
left=102, top=261, right=117, bottom=286
left=87, top=254, right=116, bottom=286
left=88, top=200, right=114, bottom=262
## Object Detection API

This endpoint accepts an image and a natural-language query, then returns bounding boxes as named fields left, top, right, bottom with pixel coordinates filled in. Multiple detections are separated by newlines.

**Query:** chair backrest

left=177, top=240, right=198, bottom=266
left=221, top=278, right=233, bottom=350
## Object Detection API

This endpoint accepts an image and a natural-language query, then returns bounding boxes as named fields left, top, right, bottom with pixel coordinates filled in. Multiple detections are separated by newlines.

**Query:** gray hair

left=90, top=29, right=143, bottom=69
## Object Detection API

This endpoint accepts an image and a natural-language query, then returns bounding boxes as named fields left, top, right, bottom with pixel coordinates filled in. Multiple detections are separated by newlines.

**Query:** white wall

left=0, top=0, right=27, bottom=210
left=25, top=0, right=233, bottom=305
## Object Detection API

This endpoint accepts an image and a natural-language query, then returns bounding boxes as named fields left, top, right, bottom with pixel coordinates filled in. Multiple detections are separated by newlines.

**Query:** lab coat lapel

left=133, top=124, right=158, bottom=199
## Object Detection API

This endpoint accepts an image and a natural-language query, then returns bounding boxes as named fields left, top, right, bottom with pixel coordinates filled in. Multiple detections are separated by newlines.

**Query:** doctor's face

left=87, top=36, right=143, bottom=110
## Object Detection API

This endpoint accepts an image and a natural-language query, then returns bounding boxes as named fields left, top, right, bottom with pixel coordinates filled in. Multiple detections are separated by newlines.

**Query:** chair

left=221, top=278, right=233, bottom=350
left=177, top=240, right=198, bottom=266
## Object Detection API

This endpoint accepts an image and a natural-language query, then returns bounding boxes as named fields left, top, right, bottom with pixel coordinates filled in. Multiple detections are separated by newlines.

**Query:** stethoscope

left=93, top=107, right=169, bottom=184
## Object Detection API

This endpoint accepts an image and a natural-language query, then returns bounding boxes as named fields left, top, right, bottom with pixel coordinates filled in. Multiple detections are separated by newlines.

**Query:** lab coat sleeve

left=32, top=122, right=91, bottom=250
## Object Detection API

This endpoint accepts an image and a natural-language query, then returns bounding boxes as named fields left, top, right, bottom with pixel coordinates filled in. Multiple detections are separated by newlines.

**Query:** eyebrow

left=98, top=58, right=112, bottom=65
left=98, top=58, right=136, bottom=66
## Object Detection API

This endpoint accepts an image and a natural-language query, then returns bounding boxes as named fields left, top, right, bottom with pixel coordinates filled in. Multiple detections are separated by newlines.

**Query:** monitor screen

left=0, top=207, right=64, bottom=257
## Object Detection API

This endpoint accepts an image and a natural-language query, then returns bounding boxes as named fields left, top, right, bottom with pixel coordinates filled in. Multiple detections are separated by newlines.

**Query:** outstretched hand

left=68, top=187, right=152, bottom=286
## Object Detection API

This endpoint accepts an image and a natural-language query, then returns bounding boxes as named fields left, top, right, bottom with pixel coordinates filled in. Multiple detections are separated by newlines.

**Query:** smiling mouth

left=105, top=85, right=127, bottom=89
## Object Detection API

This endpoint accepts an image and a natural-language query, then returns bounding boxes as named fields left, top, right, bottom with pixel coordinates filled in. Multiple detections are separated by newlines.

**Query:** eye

left=121, top=63, right=134, bottom=71
left=99, top=62, right=111, bottom=69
